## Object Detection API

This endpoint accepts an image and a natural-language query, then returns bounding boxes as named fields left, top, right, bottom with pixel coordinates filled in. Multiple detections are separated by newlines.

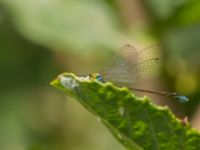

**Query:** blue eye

left=96, top=75, right=104, bottom=82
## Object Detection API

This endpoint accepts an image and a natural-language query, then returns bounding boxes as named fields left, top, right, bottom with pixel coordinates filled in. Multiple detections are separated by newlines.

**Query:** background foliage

left=0, top=0, right=200, bottom=150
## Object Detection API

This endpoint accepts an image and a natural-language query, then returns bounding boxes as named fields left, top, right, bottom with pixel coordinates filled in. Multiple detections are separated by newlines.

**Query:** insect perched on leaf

left=89, top=44, right=189, bottom=103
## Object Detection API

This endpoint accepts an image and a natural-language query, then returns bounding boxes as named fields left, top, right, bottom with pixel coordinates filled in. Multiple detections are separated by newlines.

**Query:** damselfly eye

left=96, top=74, right=104, bottom=82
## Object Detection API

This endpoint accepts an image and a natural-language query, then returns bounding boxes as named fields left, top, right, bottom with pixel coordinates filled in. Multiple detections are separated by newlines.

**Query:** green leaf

left=51, top=72, right=200, bottom=150
left=0, top=0, right=125, bottom=53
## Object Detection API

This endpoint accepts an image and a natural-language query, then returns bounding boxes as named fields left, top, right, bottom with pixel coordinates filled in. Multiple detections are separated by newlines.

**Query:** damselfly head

left=89, top=73, right=104, bottom=82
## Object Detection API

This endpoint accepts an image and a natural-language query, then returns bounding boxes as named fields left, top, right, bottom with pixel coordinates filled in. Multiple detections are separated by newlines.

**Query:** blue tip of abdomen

left=175, top=95, right=189, bottom=103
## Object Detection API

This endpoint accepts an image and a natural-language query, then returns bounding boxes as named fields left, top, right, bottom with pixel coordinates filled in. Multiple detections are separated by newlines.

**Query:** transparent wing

left=136, top=44, right=162, bottom=79
left=100, top=44, right=162, bottom=86
left=100, top=44, right=139, bottom=85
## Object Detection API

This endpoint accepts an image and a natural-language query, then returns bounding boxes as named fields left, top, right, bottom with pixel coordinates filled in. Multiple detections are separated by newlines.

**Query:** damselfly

left=89, top=44, right=189, bottom=103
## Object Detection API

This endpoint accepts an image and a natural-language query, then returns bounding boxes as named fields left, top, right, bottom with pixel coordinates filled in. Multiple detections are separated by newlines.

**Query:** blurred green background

left=0, top=0, right=200, bottom=150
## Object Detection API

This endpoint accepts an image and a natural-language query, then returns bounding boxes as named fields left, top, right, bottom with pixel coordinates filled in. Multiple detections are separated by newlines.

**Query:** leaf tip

left=50, top=78, right=59, bottom=87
